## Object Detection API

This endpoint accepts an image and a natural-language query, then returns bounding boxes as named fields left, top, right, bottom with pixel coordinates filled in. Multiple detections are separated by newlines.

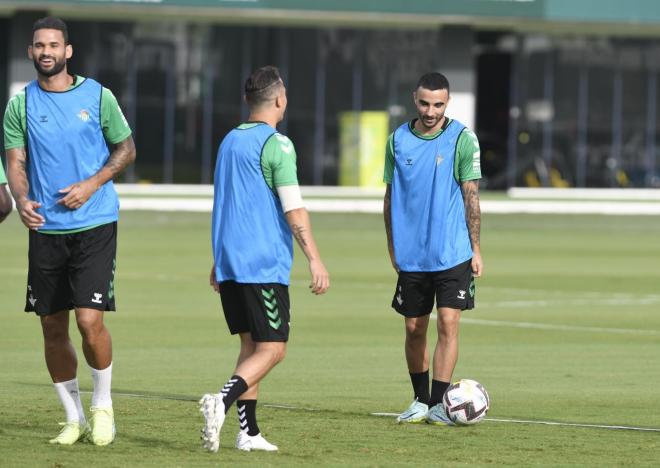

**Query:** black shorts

left=25, top=222, right=117, bottom=316
left=391, top=259, right=475, bottom=317
left=219, top=281, right=290, bottom=342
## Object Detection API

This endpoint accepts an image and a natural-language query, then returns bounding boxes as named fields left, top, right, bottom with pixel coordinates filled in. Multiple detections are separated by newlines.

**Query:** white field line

left=370, top=412, right=660, bottom=432
left=117, top=185, right=660, bottom=201
left=113, top=184, right=660, bottom=214
left=118, top=197, right=660, bottom=215
left=115, top=184, right=386, bottom=198
left=120, top=198, right=213, bottom=212
left=116, top=184, right=214, bottom=196
left=79, top=389, right=660, bottom=433
left=460, top=318, right=660, bottom=336
left=480, top=200, right=660, bottom=215
left=478, top=297, right=660, bottom=308
left=508, top=187, right=660, bottom=200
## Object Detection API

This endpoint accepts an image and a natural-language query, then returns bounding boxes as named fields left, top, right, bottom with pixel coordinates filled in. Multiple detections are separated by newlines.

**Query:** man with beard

left=383, top=72, right=483, bottom=426
left=3, top=16, right=135, bottom=446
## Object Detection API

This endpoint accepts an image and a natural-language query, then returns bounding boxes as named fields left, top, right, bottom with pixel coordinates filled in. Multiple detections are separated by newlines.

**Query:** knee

left=437, top=311, right=460, bottom=338
left=271, top=344, right=287, bottom=364
left=76, top=315, right=103, bottom=340
left=41, top=316, right=69, bottom=344
left=42, top=323, right=69, bottom=345
left=405, top=321, right=427, bottom=340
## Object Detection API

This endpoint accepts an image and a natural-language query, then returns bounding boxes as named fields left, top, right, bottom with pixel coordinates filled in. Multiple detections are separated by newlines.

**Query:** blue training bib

left=390, top=119, right=473, bottom=271
left=212, top=123, right=293, bottom=284
left=26, top=78, right=119, bottom=230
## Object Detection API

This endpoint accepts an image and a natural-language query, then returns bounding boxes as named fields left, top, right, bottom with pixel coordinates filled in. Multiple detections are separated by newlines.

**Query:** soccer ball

left=442, top=379, right=490, bottom=425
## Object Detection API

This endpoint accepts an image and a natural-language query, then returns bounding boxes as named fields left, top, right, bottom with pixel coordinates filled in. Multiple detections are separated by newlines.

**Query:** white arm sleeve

left=276, top=184, right=305, bottom=213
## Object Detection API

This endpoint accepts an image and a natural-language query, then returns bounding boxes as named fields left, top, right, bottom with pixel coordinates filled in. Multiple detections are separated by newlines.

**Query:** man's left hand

left=57, top=179, right=98, bottom=209
left=471, top=251, right=483, bottom=277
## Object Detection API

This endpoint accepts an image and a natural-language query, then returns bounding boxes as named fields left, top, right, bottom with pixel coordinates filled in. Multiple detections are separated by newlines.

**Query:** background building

left=2, top=0, right=660, bottom=188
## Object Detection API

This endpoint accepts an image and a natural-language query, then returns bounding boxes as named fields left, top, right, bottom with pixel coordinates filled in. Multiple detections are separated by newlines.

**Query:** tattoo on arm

left=462, top=180, right=481, bottom=247
left=104, top=137, right=136, bottom=177
left=291, top=223, right=308, bottom=247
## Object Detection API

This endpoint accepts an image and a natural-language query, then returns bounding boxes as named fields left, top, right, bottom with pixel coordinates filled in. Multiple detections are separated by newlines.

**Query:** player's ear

left=275, top=89, right=285, bottom=109
left=27, top=45, right=33, bottom=60
left=412, top=91, right=417, bottom=105
left=65, top=44, right=73, bottom=60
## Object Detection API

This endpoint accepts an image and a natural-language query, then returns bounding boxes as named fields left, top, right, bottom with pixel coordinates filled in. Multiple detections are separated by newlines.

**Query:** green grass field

left=1, top=211, right=659, bottom=467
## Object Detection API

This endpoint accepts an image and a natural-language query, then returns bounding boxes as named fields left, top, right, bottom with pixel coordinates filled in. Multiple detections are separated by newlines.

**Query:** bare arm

left=285, top=207, right=330, bottom=295
left=461, top=179, right=483, bottom=277
left=0, top=184, right=12, bottom=223
left=58, top=136, right=136, bottom=209
left=6, top=147, right=44, bottom=229
left=383, top=184, right=398, bottom=271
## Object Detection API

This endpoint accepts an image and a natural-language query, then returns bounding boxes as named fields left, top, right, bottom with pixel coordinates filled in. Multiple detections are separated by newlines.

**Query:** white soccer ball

left=442, top=379, right=490, bottom=425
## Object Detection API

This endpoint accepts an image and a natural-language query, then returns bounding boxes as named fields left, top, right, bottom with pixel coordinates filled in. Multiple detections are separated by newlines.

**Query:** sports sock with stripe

left=219, top=374, right=248, bottom=414
left=237, top=400, right=260, bottom=436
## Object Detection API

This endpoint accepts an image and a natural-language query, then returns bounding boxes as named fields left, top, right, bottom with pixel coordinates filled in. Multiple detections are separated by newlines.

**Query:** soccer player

left=3, top=17, right=135, bottom=445
left=383, top=72, right=483, bottom=425
left=201, top=65, right=330, bottom=453
left=0, top=159, right=12, bottom=223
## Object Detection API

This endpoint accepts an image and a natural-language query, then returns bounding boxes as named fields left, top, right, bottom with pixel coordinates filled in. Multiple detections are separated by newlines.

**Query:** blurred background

left=2, top=0, right=660, bottom=189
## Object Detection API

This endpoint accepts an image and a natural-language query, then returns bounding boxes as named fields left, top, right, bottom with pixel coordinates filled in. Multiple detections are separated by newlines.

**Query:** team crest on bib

left=77, top=109, right=90, bottom=122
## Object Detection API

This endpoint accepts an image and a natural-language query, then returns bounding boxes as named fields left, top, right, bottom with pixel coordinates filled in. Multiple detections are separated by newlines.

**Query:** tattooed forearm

left=286, top=208, right=324, bottom=265
left=462, top=180, right=481, bottom=248
left=291, top=223, right=308, bottom=247
left=104, top=137, right=136, bottom=177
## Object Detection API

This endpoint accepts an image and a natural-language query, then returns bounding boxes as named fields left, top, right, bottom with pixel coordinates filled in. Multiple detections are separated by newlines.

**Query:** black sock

left=429, top=380, right=450, bottom=408
left=409, top=370, right=430, bottom=405
left=220, top=374, right=248, bottom=414
left=237, top=399, right=260, bottom=436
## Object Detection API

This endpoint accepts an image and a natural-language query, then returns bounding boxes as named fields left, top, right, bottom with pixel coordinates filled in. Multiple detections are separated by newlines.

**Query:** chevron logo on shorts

left=262, top=288, right=281, bottom=329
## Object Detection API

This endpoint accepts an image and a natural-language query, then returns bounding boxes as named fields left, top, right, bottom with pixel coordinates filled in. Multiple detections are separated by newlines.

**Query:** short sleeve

left=261, top=133, right=299, bottom=190
left=456, top=128, right=481, bottom=182
left=0, top=159, right=7, bottom=184
left=100, top=88, right=132, bottom=144
left=3, top=92, right=26, bottom=151
left=383, top=132, right=395, bottom=184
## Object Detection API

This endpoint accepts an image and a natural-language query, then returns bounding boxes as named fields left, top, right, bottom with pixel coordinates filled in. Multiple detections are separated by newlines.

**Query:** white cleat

left=199, top=393, right=225, bottom=452
left=235, top=431, right=279, bottom=452
left=396, top=398, right=429, bottom=424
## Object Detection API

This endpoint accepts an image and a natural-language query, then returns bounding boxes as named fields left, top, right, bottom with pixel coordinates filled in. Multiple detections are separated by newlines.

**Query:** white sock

left=90, top=363, right=113, bottom=409
left=53, top=378, right=86, bottom=424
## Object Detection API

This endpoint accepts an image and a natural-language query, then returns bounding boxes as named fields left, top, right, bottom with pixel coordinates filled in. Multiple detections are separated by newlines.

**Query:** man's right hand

left=209, top=265, right=220, bottom=293
left=17, top=198, right=44, bottom=230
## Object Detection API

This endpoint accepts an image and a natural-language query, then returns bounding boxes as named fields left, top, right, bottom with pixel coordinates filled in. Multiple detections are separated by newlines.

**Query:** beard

left=418, top=114, right=441, bottom=130
left=33, top=55, right=67, bottom=77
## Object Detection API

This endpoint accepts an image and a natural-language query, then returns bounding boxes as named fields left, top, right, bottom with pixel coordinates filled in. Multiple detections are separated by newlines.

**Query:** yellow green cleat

left=89, top=407, right=116, bottom=446
left=48, top=421, right=90, bottom=445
